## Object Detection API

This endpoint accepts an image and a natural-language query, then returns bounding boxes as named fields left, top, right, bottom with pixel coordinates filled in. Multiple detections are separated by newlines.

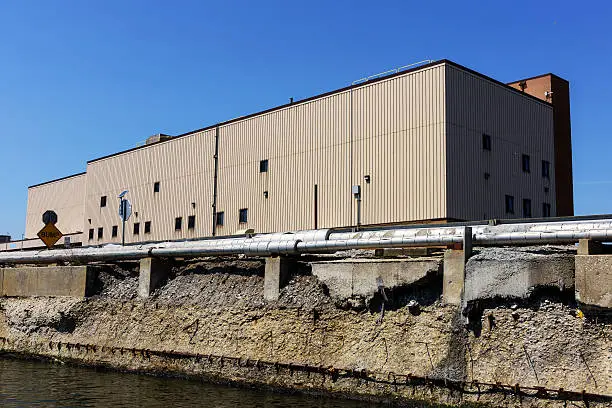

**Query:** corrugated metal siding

left=25, top=174, right=86, bottom=238
left=351, top=65, right=446, bottom=224
left=84, top=130, right=215, bottom=244
left=445, top=65, right=555, bottom=220
left=216, top=64, right=447, bottom=234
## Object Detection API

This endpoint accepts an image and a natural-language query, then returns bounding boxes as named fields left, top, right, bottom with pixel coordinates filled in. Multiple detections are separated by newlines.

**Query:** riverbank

left=0, top=251, right=610, bottom=407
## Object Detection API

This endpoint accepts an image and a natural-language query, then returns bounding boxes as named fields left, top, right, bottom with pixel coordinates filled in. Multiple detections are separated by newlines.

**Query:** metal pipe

left=1, top=221, right=611, bottom=265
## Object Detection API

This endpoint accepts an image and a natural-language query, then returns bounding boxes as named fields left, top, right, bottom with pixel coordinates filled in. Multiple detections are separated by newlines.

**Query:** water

left=0, top=358, right=383, bottom=407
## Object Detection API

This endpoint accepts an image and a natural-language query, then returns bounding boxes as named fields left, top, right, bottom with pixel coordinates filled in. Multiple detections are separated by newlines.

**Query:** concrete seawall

left=0, top=248, right=610, bottom=407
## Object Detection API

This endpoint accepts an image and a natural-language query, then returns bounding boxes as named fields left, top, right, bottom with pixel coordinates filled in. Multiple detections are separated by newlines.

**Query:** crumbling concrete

left=464, top=247, right=575, bottom=303
left=310, top=258, right=440, bottom=302
left=575, top=254, right=612, bottom=308
left=0, top=266, right=94, bottom=297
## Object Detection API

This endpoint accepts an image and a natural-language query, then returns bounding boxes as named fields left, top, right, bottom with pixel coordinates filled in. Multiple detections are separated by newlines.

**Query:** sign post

left=118, top=190, right=131, bottom=246
left=37, top=210, right=63, bottom=249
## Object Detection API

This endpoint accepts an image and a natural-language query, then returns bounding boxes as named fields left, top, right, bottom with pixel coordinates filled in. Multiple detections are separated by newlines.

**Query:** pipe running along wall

left=1, top=219, right=611, bottom=264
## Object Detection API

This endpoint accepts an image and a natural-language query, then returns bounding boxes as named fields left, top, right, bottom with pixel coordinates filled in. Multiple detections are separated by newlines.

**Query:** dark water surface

left=0, top=358, right=387, bottom=407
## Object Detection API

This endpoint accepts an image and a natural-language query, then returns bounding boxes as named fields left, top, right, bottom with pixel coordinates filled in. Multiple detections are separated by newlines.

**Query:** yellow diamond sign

left=37, top=223, right=63, bottom=249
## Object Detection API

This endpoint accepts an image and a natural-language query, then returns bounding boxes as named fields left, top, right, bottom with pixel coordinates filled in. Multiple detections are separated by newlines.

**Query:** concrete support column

left=442, top=227, right=472, bottom=306
left=577, top=239, right=604, bottom=255
left=575, top=254, right=612, bottom=309
left=138, top=257, right=168, bottom=298
left=264, top=256, right=293, bottom=301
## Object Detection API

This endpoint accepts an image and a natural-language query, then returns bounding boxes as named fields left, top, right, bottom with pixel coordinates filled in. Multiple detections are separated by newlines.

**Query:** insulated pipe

left=1, top=224, right=612, bottom=265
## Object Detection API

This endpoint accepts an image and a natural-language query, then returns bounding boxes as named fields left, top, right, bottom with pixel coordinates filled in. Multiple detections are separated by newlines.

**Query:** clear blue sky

left=1, top=1, right=611, bottom=239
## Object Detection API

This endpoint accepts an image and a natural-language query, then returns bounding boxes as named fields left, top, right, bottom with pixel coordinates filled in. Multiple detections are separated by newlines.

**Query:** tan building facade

left=23, top=60, right=569, bottom=246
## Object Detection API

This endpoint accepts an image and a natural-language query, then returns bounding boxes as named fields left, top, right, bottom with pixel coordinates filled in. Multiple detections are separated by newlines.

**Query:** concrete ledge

left=575, top=255, right=612, bottom=308
left=0, top=266, right=93, bottom=297
left=464, top=248, right=574, bottom=303
left=311, top=258, right=440, bottom=300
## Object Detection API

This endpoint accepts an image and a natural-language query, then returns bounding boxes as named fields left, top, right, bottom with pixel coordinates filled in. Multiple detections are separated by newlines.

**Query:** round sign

left=42, top=210, right=58, bottom=225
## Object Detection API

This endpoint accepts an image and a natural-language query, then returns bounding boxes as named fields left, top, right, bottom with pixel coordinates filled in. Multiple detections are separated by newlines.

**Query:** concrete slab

left=575, top=255, right=612, bottom=308
left=1, top=266, right=93, bottom=297
left=464, top=247, right=574, bottom=303
left=311, top=258, right=440, bottom=300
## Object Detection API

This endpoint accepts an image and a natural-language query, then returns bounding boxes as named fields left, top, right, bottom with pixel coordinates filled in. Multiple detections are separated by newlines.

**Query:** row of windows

left=214, top=208, right=248, bottom=226
left=98, top=162, right=271, bottom=209
left=89, top=216, right=196, bottom=240
left=482, top=134, right=551, bottom=179
left=504, top=195, right=551, bottom=218
left=88, top=208, right=250, bottom=240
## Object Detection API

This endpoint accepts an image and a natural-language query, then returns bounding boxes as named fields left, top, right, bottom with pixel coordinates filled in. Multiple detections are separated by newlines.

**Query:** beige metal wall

left=351, top=65, right=446, bottom=225
left=25, top=174, right=86, bottom=239
left=84, top=129, right=216, bottom=244
left=216, top=64, right=447, bottom=234
left=445, top=65, right=555, bottom=220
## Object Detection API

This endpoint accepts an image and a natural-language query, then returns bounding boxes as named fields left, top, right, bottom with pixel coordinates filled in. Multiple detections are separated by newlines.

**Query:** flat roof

left=28, top=172, right=86, bottom=189
left=87, top=59, right=553, bottom=164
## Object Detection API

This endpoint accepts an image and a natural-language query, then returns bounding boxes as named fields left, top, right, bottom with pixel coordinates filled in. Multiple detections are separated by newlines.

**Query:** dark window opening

left=97, top=227, right=103, bottom=239
left=100, top=196, right=107, bottom=207
left=133, top=222, right=140, bottom=235
left=523, top=199, right=532, bottom=218
left=188, top=215, right=195, bottom=229
left=482, top=134, right=491, bottom=151
left=88, top=229, right=94, bottom=240
left=259, top=159, right=269, bottom=173
left=112, top=225, right=118, bottom=237
left=484, top=172, right=490, bottom=180
left=542, top=160, right=550, bottom=179
left=505, top=195, right=514, bottom=214
left=215, top=212, right=224, bottom=226
left=239, top=208, right=248, bottom=223
left=175, top=217, right=182, bottom=230
left=542, top=203, right=551, bottom=217
left=144, top=221, right=151, bottom=234
left=154, top=182, right=160, bottom=193
left=522, top=154, right=530, bottom=173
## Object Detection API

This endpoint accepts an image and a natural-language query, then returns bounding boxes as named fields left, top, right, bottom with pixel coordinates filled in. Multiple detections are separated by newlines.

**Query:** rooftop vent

left=145, top=133, right=173, bottom=145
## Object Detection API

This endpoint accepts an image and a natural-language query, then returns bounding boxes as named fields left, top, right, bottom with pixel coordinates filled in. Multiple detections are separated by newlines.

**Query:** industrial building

left=18, top=60, right=573, bottom=247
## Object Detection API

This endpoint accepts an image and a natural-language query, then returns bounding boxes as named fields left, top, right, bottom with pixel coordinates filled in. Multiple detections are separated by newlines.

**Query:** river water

left=0, top=358, right=387, bottom=407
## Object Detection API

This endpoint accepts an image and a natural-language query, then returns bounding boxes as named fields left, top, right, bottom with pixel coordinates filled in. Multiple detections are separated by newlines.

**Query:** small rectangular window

left=100, top=196, right=107, bottom=207
left=522, top=154, right=530, bottom=173
left=112, top=225, right=118, bottom=237
left=88, top=229, right=94, bottom=240
left=144, top=221, right=151, bottom=234
left=542, top=203, right=551, bottom=217
left=239, top=208, right=248, bottom=223
left=133, top=222, right=140, bottom=235
left=505, top=195, right=514, bottom=214
left=542, top=160, right=550, bottom=179
left=188, top=215, right=196, bottom=229
left=154, top=182, right=160, bottom=193
left=97, top=227, right=103, bottom=239
left=523, top=199, right=532, bottom=218
left=259, top=159, right=269, bottom=173
left=482, top=134, right=491, bottom=151
left=215, top=212, right=224, bottom=226
left=175, top=217, right=182, bottom=230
